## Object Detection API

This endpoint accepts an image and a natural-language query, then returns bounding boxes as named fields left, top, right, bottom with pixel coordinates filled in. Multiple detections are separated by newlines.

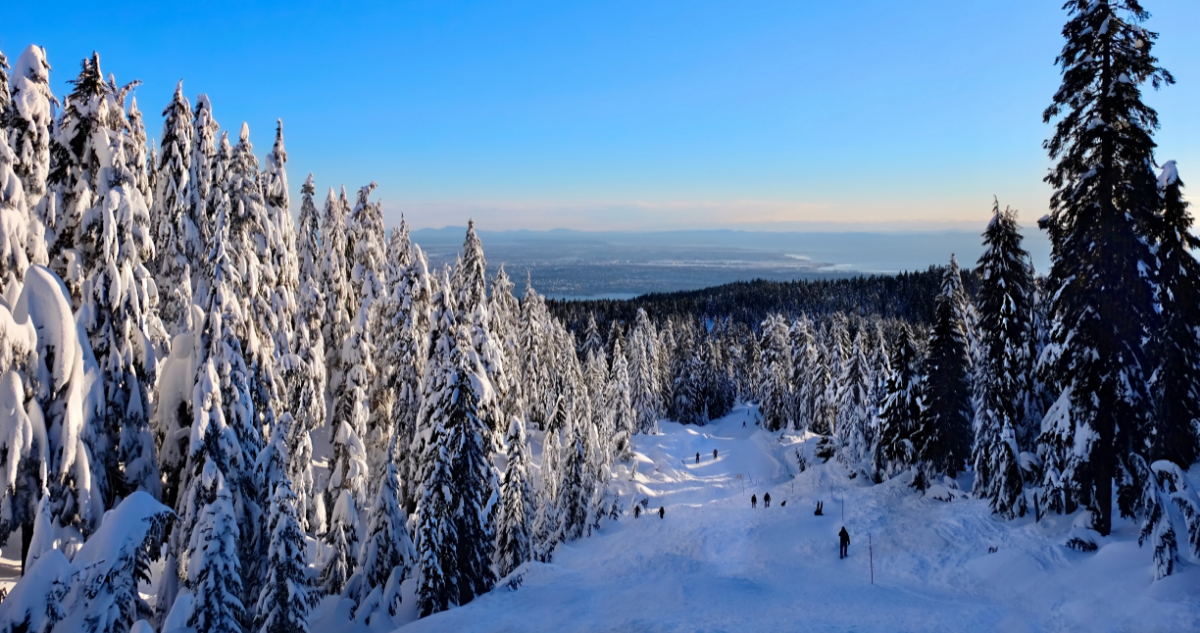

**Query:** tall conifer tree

left=1038, top=0, right=1171, bottom=535
left=1147, top=161, right=1200, bottom=467
left=973, top=201, right=1035, bottom=518
left=913, top=256, right=973, bottom=483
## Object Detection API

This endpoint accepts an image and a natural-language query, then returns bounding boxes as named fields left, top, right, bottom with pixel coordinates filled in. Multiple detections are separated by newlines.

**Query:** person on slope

left=659, top=506, right=665, bottom=519
left=713, top=449, right=718, bottom=460
left=764, top=492, right=771, bottom=508
left=696, top=452, right=700, bottom=464
left=839, top=527, right=850, bottom=559
left=751, top=494, right=757, bottom=509
left=634, top=505, right=641, bottom=519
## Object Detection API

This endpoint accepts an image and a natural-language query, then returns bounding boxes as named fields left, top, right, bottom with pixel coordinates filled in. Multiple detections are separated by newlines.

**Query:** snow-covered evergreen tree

left=912, top=256, right=973, bottom=481
left=320, top=489, right=360, bottom=596
left=151, top=81, right=194, bottom=336
left=414, top=432, right=456, bottom=617
left=253, top=477, right=315, bottom=633
left=580, top=314, right=605, bottom=359
left=351, top=439, right=416, bottom=622
left=225, top=123, right=275, bottom=475
left=17, top=266, right=102, bottom=560
left=417, top=276, right=499, bottom=615
left=628, top=309, right=661, bottom=435
left=320, top=186, right=352, bottom=425
left=5, top=46, right=54, bottom=270
left=759, top=315, right=792, bottom=432
left=697, top=334, right=735, bottom=422
left=1037, top=0, right=1170, bottom=536
left=287, top=174, right=325, bottom=532
left=495, top=415, right=533, bottom=578
left=339, top=183, right=385, bottom=498
left=607, top=332, right=636, bottom=462
left=555, top=394, right=589, bottom=543
left=187, top=468, right=245, bottom=633
left=159, top=192, right=256, bottom=624
left=0, top=131, right=30, bottom=294
left=27, top=492, right=171, bottom=633
left=789, top=316, right=820, bottom=432
left=670, top=326, right=705, bottom=426
left=818, top=318, right=848, bottom=436
left=972, top=201, right=1035, bottom=518
left=123, top=97, right=150, bottom=204
left=46, top=53, right=139, bottom=301
left=531, top=427, right=560, bottom=563
left=76, top=126, right=160, bottom=504
left=263, top=120, right=297, bottom=366
left=488, top=265, right=524, bottom=423
left=0, top=318, right=39, bottom=571
left=519, top=278, right=550, bottom=429
left=393, top=241, right=433, bottom=513
left=455, top=222, right=507, bottom=452
left=188, top=94, right=218, bottom=296
left=1147, top=161, right=1200, bottom=467
left=872, top=324, right=922, bottom=481
left=836, top=331, right=873, bottom=472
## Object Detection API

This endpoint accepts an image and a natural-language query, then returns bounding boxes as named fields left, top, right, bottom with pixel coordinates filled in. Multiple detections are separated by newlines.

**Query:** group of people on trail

left=748, top=494, right=850, bottom=559
left=695, top=449, right=720, bottom=464
left=750, top=492, right=772, bottom=508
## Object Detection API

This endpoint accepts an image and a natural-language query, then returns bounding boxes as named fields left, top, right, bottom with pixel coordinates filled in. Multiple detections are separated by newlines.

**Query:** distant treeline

left=549, top=266, right=981, bottom=331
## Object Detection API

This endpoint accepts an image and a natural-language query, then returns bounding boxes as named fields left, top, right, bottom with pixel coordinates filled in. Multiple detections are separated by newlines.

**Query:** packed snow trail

left=351, top=404, right=1199, bottom=632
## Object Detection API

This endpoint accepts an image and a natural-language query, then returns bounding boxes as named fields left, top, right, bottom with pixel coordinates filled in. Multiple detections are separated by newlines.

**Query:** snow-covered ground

left=395, top=404, right=1200, bottom=632
left=4, top=403, right=1197, bottom=631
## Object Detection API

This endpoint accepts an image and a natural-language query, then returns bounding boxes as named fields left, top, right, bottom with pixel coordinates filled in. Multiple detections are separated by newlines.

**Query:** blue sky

left=3, top=0, right=1197, bottom=232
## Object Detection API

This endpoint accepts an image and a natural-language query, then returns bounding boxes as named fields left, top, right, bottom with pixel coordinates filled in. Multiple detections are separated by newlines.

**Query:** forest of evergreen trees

left=0, top=1, right=1197, bottom=631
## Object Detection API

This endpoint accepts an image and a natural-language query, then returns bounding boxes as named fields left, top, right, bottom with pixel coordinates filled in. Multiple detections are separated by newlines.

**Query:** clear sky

left=3, top=1, right=1197, bottom=232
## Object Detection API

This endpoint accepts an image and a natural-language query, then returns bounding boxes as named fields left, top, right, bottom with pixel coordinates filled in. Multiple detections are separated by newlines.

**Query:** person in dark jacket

left=659, top=506, right=665, bottom=519
left=764, top=493, right=771, bottom=508
left=713, top=449, right=718, bottom=460
left=696, top=452, right=700, bottom=464
left=839, top=527, right=850, bottom=559
left=634, top=505, right=640, bottom=519
left=751, top=494, right=757, bottom=508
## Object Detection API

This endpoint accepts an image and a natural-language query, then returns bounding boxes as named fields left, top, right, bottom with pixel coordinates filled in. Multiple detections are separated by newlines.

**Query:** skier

left=634, top=505, right=640, bottom=519
left=839, top=527, right=850, bottom=559
left=713, top=449, right=718, bottom=460
left=751, top=494, right=757, bottom=509
left=659, top=506, right=665, bottom=519
left=764, top=493, right=771, bottom=508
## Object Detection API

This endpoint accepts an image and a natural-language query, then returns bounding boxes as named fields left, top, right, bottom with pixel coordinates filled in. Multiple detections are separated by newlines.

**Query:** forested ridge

left=549, top=266, right=980, bottom=332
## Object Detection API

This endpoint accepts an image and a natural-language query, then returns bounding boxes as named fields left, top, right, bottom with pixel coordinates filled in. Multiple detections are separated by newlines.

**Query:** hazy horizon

left=411, top=224, right=1053, bottom=299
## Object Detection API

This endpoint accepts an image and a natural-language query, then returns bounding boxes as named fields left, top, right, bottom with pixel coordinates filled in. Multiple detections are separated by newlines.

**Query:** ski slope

left=394, top=404, right=1200, bottom=632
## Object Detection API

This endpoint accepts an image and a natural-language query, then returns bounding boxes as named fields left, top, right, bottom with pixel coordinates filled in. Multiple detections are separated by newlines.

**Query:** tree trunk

left=20, top=520, right=33, bottom=576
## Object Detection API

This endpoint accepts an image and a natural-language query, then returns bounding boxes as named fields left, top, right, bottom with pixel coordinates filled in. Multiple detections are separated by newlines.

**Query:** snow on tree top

left=1159, top=160, right=1179, bottom=188
left=13, top=45, right=50, bottom=84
